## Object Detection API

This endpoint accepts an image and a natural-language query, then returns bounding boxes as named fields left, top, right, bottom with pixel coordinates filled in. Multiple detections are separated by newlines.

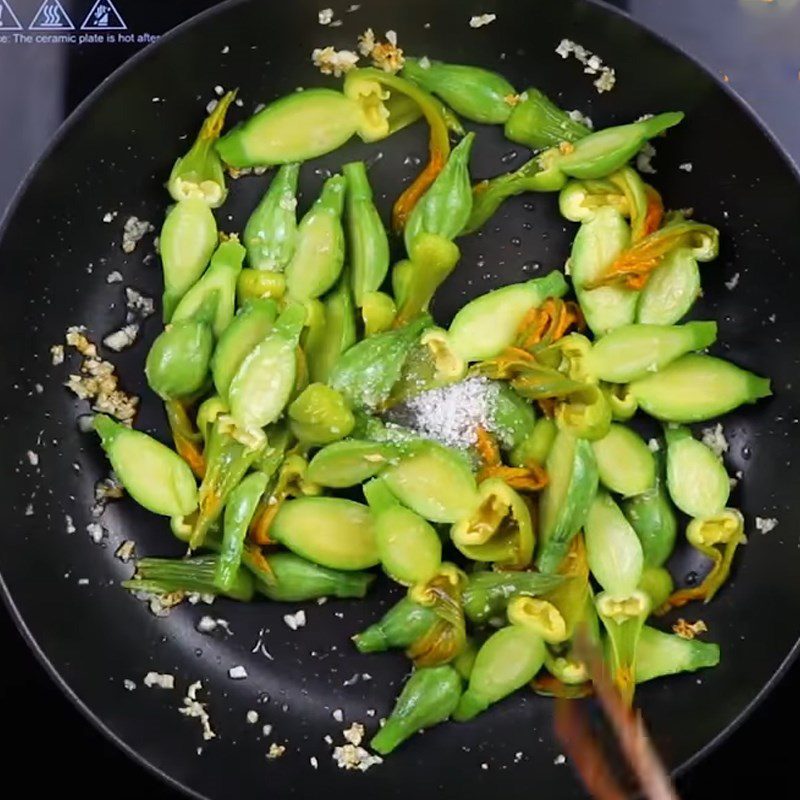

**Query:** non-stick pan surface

left=1, top=0, right=799, bottom=797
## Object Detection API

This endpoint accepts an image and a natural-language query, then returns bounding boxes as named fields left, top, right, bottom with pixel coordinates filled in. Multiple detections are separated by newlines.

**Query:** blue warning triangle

left=81, top=0, right=126, bottom=31
left=29, top=0, right=75, bottom=30
left=0, top=0, right=23, bottom=30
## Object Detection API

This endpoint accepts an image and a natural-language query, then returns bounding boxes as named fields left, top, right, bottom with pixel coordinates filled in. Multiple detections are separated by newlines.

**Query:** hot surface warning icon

left=29, top=0, right=75, bottom=30
left=0, top=0, right=23, bottom=30
left=81, top=0, right=126, bottom=31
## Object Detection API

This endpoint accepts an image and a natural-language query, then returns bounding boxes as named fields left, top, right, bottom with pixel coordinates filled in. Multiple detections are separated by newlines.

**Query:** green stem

left=214, top=471, right=269, bottom=591
left=125, top=555, right=254, bottom=601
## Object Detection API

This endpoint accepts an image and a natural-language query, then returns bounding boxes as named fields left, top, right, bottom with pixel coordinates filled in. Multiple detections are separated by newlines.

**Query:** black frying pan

left=2, top=0, right=799, bottom=797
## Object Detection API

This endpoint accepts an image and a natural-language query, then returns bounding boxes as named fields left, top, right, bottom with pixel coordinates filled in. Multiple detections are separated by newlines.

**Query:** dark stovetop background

left=1, top=0, right=798, bottom=796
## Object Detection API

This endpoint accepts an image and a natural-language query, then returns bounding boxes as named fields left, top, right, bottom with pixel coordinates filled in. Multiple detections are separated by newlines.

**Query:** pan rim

left=0, top=0, right=797, bottom=797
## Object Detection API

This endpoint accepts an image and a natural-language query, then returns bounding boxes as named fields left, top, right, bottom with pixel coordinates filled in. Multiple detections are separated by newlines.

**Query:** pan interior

left=0, top=1, right=799, bottom=798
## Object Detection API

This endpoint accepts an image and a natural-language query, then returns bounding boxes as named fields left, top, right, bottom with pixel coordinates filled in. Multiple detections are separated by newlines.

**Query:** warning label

left=81, top=0, right=126, bottom=31
left=0, top=0, right=158, bottom=45
left=0, top=0, right=22, bottom=30
left=29, top=0, right=74, bottom=30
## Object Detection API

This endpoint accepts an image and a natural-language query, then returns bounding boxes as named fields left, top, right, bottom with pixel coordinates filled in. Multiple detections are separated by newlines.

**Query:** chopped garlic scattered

left=755, top=516, right=778, bottom=534
left=138, top=591, right=185, bottom=617
left=343, top=722, right=365, bottom=746
left=331, top=725, right=383, bottom=772
left=125, top=287, right=155, bottom=319
left=121, top=216, right=154, bottom=254
left=283, top=609, right=307, bottom=630
left=77, top=414, right=95, bottom=433
left=187, top=592, right=215, bottom=606
left=312, top=46, right=360, bottom=77
left=93, top=474, right=125, bottom=516
left=593, top=69, right=616, bottom=93
left=555, top=38, right=616, bottom=93
left=228, top=665, right=249, bottom=680
left=50, top=344, right=65, bottom=365
left=66, top=326, right=96, bottom=357
left=180, top=681, right=216, bottom=741
left=673, top=618, right=708, bottom=640
left=86, top=522, right=106, bottom=544
left=197, top=616, right=233, bottom=635
left=469, top=13, right=497, bottom=27
left=700, top=423, right=729, bottom=458
left=64, top=328, right=138, bottom=422
left=115, top=540, right=136, bottom=562
left=103, top=323, right=140, bottom=352
left=368, top=34, right=404, bottom=73
left=567, top=109, right=594, bottom=129
left=636, top=142, right=658, bottom=174
left=268, top=742, right=286, bottom=759
left=144, top=671, right=175, bottom=689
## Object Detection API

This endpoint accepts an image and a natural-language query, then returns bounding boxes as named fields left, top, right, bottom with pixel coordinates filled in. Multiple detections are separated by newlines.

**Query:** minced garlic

left=343, top=722, right=365, bottom=745
left=267, top=742, right=286, bottom=759
left=700, top=423, right=729, bottom=458
left=755, top=516, right=778, bottom=534
left=63, top=328, right=138, bottom=422
left=50, top=344, right=65, bottom=365
left=115, top=540, right=136, bottom=562
left=312, top=46, right=360, bottom=77
left=92, top=474, right=124, bottom=516
left=469, top=13, right=497, bottom=27
left=180, top=681, right=216, bottom=741
left=357, top=28, right=404, bottom=73
left=673, top=618, right=708, bottom=640
left=555, top=38, right=616, bottom=93
left=357, top=27, right=375, bottom=56
left=121, top=216, right=155, bottom=254
left=144, top=671, right=175, bottom=689
left=103, top=323, right=140, bottom=352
